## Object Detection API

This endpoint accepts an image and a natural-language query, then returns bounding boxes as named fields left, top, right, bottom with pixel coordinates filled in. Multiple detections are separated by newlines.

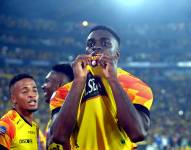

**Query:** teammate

left=48, top=26, right=153, bottom=150
left=42, top=63, right=74, bottom=120
left=41, top=63, right=74, bottom=148
left=0, top=74, right=39, bottom=150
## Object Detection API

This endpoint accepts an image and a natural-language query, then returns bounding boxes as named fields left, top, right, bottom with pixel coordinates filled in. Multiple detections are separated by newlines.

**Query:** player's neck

left=15, top=108, right=33, bottom=124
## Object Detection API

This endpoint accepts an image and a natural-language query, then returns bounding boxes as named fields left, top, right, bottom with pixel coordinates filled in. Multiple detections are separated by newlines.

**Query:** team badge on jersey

left=48, top=143, right=63, bottom=150
left=0, top=125, right=6, bottom=135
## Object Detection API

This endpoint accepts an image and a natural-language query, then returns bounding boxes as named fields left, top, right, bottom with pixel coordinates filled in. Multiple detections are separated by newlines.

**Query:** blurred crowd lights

left=124, top=61, right=191, bottom=68
left=177, top=61, right=191, bottom=68
left=178, top=110, right=184, bottom=116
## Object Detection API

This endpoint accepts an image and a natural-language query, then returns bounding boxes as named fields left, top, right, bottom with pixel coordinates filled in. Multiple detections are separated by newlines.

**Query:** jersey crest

left=0, top=125, right=6, bottom=135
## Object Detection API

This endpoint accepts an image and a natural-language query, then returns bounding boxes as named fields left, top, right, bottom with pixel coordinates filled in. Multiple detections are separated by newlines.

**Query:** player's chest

left=12, top=120, right=38, bottom=149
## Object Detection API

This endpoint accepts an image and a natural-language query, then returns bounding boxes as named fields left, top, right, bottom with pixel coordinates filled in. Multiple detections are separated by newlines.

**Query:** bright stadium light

left=117, top=0, right=145, bottom=7
left=82, top=21, right=89, bottom=27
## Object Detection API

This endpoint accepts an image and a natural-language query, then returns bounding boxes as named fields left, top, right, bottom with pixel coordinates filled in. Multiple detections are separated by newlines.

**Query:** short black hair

left=9, top=73, right=35, bottom=90
left=89, top=25, right=120, bottom=45
left=52, top=63, right=74, bottom=81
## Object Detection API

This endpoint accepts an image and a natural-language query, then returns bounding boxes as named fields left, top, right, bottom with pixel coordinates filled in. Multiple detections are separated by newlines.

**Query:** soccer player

left=0, top=74, right=39, bottom=150
left=41, top=63, right=74, bottom=148
left=42, top=63, right=74, bottom=120
left=48, top=26, right=153, bottom=150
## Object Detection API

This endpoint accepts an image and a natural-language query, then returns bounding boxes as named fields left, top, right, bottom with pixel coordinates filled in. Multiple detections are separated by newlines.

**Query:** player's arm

left=99, top=54, right=153, bottom=142
left=46, top=110, right=71, bottom=149
left=47, top=55, right=90, bottom=147
left=47, top=80, right=85, bottom=149
left=0, top=121, right=12, bottom=150
left=108, top=78, right=152, bottom=142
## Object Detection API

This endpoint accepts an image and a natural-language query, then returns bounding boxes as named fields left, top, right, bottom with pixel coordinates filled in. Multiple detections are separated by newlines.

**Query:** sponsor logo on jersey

left=82, top=72, right=107, bottom=102
left=28, top=131, right=36, bottom=134
left=19, top=139, right=33, bottom=143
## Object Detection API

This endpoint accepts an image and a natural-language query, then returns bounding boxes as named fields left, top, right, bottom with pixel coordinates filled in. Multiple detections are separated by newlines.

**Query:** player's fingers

left=74, top=55, right=91, bottom=66
left=99, top=55, right=113, bottom=65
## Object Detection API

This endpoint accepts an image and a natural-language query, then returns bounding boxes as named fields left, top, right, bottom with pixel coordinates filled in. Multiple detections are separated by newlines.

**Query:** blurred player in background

left=41, top=63, right=74, bottom=147
left=0, top=74, right=39, bottom=150
left=48, top=25, right=153, bottom=150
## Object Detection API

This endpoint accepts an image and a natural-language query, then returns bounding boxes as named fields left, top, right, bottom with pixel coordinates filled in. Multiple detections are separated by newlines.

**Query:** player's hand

left=97, top=52, right=117, bottom=80
left=72, top=54, right=91, bottom=81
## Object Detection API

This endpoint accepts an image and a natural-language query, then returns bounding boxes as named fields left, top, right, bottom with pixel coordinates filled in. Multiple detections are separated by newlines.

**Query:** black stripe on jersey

left=51, top=107, right=61, bottom=119
left=134, top=104, right=150, bottom=118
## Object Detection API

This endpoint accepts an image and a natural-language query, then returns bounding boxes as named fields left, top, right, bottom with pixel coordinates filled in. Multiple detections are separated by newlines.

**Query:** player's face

left=42, top=71, right=67, bottom=103
left=86, top=30, right=119, bottom=59
left=11, top=78, right=39, bottom=113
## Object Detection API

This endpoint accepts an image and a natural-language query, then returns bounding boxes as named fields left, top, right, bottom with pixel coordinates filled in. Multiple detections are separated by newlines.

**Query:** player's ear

left=11, top=94, right=17, bottom=108
left=59, top=82, right=64, bottom=88
left=12, top=96, right=16, bottom=104
left=10, top=88, right=17, bottom=105
left=114, top=49, right=120, bottom=60
left=116, top=49, right=120, bottom=59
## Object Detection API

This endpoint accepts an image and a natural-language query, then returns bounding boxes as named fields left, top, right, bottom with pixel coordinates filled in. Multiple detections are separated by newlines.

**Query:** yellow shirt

left=49, top=66, right=153, bottom=150
left=0, top=110, right=38, bottom=150
left=38, top=129, right=46, bottom=150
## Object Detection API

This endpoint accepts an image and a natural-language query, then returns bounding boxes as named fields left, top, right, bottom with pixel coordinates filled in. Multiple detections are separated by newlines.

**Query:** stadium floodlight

left=117, top=0, right=145, bottom=7
left=82, top=21, right=89, bottom=27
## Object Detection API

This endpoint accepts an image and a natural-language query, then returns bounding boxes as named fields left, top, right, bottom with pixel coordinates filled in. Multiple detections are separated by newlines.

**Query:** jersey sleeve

left=49, top=82, right=72, bottom=116
left=0, top=120, right=15, bottom=149
left=118, top=71, right=153, bottom=114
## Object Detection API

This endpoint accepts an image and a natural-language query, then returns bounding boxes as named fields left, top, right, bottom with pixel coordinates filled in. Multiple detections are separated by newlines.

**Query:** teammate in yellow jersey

left=41, top=63, right=74, bottom=148
left=0, top=74, right=39, bottom=150
left=47, top=25, right=154, bottom=150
